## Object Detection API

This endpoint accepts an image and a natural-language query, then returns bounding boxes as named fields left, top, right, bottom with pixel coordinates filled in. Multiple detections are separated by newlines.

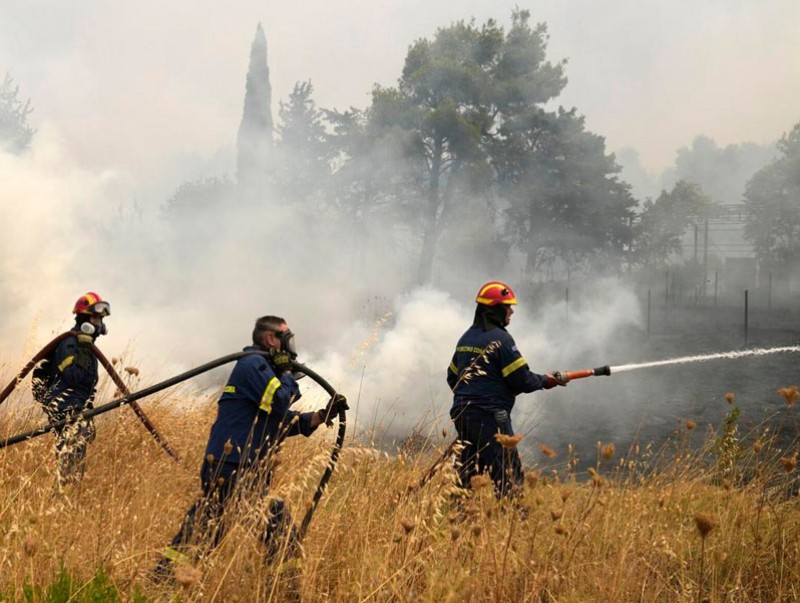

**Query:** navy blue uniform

left=42, top=327, right=99, bottom=487
left=448, top=325, right=551, bottom=497
left=165, top=346, right=318, bottom=565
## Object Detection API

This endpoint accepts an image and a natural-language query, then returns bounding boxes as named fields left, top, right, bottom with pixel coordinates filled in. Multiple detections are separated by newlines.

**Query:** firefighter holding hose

left=31, top=292, right=111, bottom=488
left=154, top=315, right=348, bottom=581
left=448, top=281, right=568, bottom=498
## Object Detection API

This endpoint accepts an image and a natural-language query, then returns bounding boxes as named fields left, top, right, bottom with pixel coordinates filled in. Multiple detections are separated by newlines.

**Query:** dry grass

left=1, top=366, right=800, bottom=602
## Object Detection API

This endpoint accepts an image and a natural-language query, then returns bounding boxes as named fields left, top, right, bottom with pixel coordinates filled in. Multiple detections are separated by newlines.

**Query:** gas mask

left=277, top=329, right=297, bottom=359
left=79, top=318, right=108, bottom=337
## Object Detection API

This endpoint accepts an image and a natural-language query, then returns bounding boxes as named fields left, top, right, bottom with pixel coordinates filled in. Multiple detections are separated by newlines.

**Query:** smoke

left=1, top=116, right=650, bottom=458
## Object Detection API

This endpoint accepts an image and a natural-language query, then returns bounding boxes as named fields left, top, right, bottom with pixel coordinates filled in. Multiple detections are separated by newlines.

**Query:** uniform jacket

left=205, top=345, right=317, bottom=466
left=48, top=327, right=99, bottom=413
left=448, top=325, right=549, bottom=414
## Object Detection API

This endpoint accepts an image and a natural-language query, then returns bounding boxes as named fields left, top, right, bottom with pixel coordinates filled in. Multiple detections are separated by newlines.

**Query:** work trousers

left=164, top=459, right=299, bottom=564
left=451, top=405, right=524, bottom=498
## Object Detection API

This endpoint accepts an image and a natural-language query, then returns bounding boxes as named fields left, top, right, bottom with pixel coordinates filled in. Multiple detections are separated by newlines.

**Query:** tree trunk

left=416, top=139, right=443, bottom=285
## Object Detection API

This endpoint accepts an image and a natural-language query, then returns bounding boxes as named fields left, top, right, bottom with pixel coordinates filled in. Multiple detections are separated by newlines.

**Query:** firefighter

left=154, top=315, right=348, bottom=579
left=34, top=292, right=111, bottom=488
left=448, top=281, right=567, bottom=497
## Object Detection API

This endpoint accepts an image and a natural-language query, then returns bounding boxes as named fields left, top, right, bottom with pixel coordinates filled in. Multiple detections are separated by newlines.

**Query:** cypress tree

left=236, top=23, right=273, bottom=187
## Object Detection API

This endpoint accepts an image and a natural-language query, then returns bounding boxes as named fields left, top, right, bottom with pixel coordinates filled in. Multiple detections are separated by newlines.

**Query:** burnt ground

left=520, top=302, right=800, bottom=473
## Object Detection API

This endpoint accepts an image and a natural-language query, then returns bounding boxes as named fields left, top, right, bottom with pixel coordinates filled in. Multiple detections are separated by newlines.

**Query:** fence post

left=744, top=289, right=749, bottom=347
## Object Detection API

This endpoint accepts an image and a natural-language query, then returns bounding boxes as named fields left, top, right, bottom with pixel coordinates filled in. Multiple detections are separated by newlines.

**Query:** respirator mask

left=277, top=329, right=297, bottom=359
left=80, top=320, right=108, bottom=337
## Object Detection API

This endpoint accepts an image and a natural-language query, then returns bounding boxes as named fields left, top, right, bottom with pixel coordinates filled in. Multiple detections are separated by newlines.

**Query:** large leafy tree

left=0, top=73, right=35, bottom=154
left=497, top=106, right=636, bottom=276
left=743, top=121, right=800, bottom=266
left=367, top=10, right=567, bottom=284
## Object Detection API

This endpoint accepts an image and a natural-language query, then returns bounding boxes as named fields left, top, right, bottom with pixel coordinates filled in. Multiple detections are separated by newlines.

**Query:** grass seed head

left=174, top=564, right=202, bottom=589
left=777, top=385, right=799, bottom=407
left=22, top=535, right=39, bottom=557
left=725, top=392, right=735, bottom=404
left=124, top=366, right=140, bottom=376
left=686, top=420, right=697, bottom=431
left=538, top=443, right=557, bottom=458
left=779, top=455, right=797, bottom=473
left=494, top=433, right=523, bottom=449
left=550, top=509, right=563, bottom=521
left=470, top=474, right=492, bottom=490
left=400, top=518, right=416, bottom=534
left=694, top=512, right=716, bottom=539
left=601, top=443, right=616, bottom=460
left=753, top=440, right=763, bottom=453
left=525, top=471, right=539, bottom=489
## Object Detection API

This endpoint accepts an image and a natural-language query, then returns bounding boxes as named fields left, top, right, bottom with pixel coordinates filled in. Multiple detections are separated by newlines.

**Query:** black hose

left=0, top=350, right=346, bottom=540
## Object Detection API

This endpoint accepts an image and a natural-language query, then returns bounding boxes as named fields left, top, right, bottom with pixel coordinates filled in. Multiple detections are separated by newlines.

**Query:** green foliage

left=275, top=81, right=333, bottom=203
left=363, top=9, right=569, bottom=283
left=743, top=121, right=800, bottom=266
left=713, top=406, right=742, bottom=482
left=498, top=106, right=636, bottom=275
left=0, top=73, right=35, bottom=154
left=236, top=24, right=273, bottom=185
left=5, top=566, right=148, bottom=603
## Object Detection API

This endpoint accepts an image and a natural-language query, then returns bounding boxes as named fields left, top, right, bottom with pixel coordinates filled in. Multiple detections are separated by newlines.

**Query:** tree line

left=4, top=11, right=799, bottom=289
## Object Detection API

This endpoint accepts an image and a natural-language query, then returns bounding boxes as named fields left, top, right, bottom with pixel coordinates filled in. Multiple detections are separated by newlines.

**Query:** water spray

left=407, top=346, right=800, bottom=494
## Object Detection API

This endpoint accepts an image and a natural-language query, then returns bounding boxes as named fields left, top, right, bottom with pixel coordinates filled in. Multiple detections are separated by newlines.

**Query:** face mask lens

left=280, top=330, right=297, bottom=358
left=91, top=301, right=111, bottom=316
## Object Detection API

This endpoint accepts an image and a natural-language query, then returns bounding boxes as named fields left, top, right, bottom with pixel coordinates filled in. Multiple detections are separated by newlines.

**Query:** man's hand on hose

left=317, top=393, right=349, bottom=426
left=270, top=350, right=293, bottom=373
left=544, top=371, right=569, bottom=389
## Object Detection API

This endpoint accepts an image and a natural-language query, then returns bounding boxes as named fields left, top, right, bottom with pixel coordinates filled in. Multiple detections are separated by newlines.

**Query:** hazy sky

left=1, top=0, right=798, bottom=180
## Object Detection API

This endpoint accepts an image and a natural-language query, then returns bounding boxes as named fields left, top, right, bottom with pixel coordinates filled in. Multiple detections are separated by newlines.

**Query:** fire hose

left=408, top=365, right=612, bottom=494
left=0, top=332, right=178, bottom=461
left=0, top=350, right=346, bottom=541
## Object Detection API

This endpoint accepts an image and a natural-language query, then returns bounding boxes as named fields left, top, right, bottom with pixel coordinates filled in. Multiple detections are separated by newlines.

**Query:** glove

left=270, top=349, right=293, bottom=373
left=544, top=371, right=569, bottom=389
left=317, top=393, right=349, bottom=426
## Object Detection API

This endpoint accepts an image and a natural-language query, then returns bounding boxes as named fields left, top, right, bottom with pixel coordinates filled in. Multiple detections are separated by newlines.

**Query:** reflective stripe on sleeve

left=164, top=547, right=190, bottom=563
left=223, top=385, right=236, bottom=394
left=502, top=357, right=528, bottom=377
left=58, top=356, right=75, bottom=372
left=259, top=377, right=280, bottom=413
left=449, top=361, right=458, bottom=375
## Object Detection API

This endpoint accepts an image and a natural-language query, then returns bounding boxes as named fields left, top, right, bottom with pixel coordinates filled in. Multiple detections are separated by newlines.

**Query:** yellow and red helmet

left=73, top=292, right=111, bottom=317
left=475, top=281, right=517, bottom=306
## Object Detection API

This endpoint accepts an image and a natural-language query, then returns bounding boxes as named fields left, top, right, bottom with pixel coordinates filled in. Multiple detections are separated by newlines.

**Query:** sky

left=1, top=1, right=799, bottom=450
left=1, top=0, right=798, bottom=181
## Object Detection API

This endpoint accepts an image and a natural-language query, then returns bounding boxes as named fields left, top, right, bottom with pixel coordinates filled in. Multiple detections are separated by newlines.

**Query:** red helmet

left=73, top=292, right=111, bottom=316
left=475, top=281, right=517, bottom=306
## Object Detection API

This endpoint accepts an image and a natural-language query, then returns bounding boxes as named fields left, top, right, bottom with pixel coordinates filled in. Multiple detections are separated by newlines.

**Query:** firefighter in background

left=155, top=315, right=348, bottom=579
left=32, top=292, right=111, bottom=488
left=448, top=281, right=568, bottom=497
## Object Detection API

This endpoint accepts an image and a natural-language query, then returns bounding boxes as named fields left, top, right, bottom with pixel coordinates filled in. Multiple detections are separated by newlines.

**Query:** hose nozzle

left=564, top=365, right=612, bottom=381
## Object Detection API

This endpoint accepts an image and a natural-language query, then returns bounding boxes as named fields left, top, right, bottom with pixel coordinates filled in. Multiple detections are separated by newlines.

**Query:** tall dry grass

left=1, top=357, right=800, bottom=602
